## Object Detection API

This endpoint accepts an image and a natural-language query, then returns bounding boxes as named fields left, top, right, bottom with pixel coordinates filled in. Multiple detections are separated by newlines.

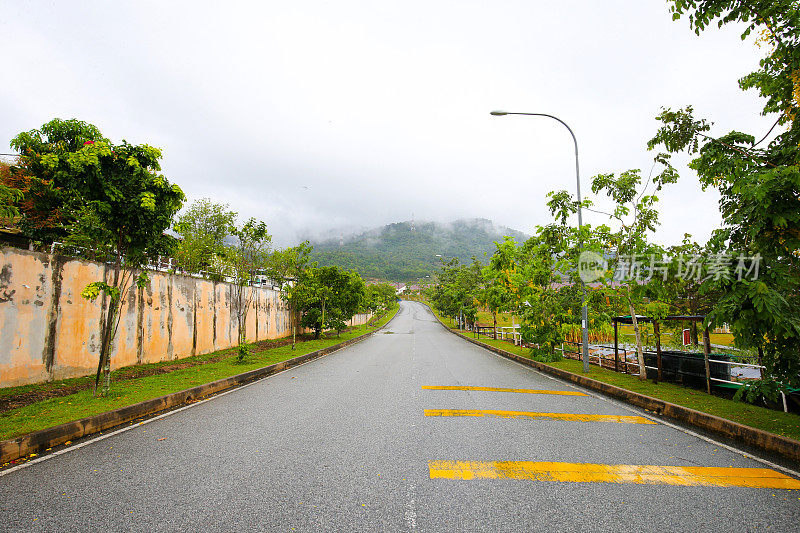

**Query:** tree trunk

left=235, top=285, right=249, bottom=361
left=492, top=310, right=497, bottom=340
left=690, top=321, right=699, bottom=346
left=626, top=291, right=646, bottom=380
left=95, top=258, right=121, bottom=397
left=94, top=302, right=116, bottom=396
left=321, top=296, right=326, bottom=339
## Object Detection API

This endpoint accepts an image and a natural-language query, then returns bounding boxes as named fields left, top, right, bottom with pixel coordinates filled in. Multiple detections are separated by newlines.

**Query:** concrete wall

left=0, top=248, right=372, bottom=388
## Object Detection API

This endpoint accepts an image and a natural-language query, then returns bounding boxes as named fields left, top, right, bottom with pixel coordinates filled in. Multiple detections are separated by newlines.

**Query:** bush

left=733, top=378, right=783, bottom=408
left=236, top=341, right=251, bottom=363
left=531, top=349, right=563, bottom=363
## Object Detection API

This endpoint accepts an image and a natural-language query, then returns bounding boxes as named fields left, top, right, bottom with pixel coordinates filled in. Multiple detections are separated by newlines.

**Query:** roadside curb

left=0, top=309, right=398, bottom=465
left=427, top=305, right=800, bottom=464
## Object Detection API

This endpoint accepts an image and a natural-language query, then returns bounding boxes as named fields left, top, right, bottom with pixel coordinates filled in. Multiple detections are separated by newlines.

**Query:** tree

left=663, top=235, right=719, bottom=345
left=481, top=237, right=519, bottom=339
left=0, top=162, right=23, bottom=221
left=650, top=1, right=800, bottom=388
left=428, top=257, right=483, bottom=328
left=364, top=282, right=398, bottom=314
left=266, top=241, right=313, bottom=348
left=12, top=118, right=185, bottom=395
left=293, top=266, right=366, bottom=338
left=10, top=119, right=108, bottom=244
left=227, top=218, right=272, bottom=361
left=547, top=160, right=677, bottom=378
left=506, top=225, right=586, bottom=356
left=173, top=198, right=236, bottom=278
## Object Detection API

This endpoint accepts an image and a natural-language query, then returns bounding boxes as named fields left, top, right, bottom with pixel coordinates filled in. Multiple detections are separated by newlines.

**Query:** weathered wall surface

left=0, top=248, right=372, bottom=388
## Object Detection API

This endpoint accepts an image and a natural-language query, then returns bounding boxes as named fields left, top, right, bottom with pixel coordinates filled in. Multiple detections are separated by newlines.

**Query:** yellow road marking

left=422, top=385, right=586, bottom=396
left=428, top=460, right=800, bottom=489
left=424, top=409, right=655, bottom=424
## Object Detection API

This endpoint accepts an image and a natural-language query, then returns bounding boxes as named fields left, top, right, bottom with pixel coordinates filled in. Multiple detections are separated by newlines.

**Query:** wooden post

left=703, top=326, right=712, bottom=395
left=613, top=319, right=619, bottom=372
left=654, top=321, right=662, bottom=384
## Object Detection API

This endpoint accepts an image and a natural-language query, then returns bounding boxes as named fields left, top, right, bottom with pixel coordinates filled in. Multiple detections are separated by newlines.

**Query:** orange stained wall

left=0, top=248, right=299, bottom=387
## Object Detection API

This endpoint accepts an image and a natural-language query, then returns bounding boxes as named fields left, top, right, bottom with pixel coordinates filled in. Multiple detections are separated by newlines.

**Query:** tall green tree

left=227, top=218, right=272, bottom=361
left=547, top=161, right=677, bottom=378
left=650, top=1, right=800, bottom=387
left=12, top=118, right=185, bottom=395
left=481, top=237, right=519, bottom=339
left=428, top=257, right=483, bottom=327
left=9, top=119, right=107, bottom=244
left=266, top=241, right=313, bottom=348
left=173, top=198, right=236, bottom=278
left=293, top=266, right=366, bottom=338
left=364, top=282, right=398, bottom=314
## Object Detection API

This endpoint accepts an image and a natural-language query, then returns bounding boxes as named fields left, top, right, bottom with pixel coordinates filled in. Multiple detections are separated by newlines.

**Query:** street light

left=490, top=110, right=590, bottom=373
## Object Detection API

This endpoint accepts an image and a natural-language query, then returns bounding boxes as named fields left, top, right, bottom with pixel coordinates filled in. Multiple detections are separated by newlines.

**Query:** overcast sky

left=1, top=1, right=777, bottom=247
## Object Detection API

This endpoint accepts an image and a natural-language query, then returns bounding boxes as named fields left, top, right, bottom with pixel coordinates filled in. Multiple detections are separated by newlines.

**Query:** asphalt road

left=2, top=301, right=799, bottom=532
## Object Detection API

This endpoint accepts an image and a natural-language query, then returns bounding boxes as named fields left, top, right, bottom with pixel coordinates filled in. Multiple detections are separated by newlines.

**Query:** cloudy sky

left=1, top=1, right=777, bottom=247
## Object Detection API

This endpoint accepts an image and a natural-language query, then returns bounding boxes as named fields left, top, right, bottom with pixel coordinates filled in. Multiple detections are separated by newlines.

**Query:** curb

left=427, top=305, right=800, bottom=464
left=0, top=309, right=397, bottom=465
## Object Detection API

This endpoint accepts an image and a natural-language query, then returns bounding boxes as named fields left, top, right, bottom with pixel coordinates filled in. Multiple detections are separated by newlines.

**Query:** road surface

left=2, top=301, right=799, bottom=531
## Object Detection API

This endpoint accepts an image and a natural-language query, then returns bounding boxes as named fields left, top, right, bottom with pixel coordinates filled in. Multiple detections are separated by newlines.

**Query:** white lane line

left=404, top=483, right=417, bottom=531
left=474, top=341, right=800, bottom=480
left=0, top=342, right=359, bottom=479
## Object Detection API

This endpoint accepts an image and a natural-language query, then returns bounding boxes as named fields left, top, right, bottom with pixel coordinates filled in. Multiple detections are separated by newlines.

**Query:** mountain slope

left=308, top=218, right=528, bottom=282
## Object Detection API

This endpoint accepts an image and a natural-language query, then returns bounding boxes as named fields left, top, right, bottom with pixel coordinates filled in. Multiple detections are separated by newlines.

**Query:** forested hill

left=307, top=218, right=528, bottom=282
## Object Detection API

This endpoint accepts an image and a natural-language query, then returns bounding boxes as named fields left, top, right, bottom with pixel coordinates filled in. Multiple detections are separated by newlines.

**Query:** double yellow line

left=422, top=385, right=800, bottom=489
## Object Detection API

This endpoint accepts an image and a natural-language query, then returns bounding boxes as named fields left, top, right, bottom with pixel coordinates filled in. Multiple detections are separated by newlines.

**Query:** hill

left=307, top=218, right=528, bottom=282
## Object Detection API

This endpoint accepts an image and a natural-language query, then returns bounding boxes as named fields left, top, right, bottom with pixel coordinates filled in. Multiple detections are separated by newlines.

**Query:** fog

left=0, top=1, right=778, bottom=247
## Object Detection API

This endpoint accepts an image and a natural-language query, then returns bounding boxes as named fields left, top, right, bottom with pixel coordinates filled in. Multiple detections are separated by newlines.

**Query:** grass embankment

left=0, top=304, right=398, bottom=442
left=428, top=304, right=800, bottom=441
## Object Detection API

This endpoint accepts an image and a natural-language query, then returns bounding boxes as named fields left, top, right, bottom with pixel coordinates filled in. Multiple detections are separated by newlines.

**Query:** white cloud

left=0, top=0, right=776, bottom=247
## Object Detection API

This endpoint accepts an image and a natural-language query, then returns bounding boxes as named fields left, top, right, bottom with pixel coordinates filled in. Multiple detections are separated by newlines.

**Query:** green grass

left=544, top=359, right=800, bottom=441
left=426, top=304, right=800, bottom=441
left=0, top=304, right=398, bottom=442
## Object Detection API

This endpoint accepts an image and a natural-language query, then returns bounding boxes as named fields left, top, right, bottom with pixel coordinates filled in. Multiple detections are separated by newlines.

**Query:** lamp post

left=490, top=110, right=590, bottom=373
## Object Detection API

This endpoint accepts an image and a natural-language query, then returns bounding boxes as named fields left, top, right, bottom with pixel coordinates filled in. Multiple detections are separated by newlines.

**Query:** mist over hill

left=307, top=218, right=528, bottom=282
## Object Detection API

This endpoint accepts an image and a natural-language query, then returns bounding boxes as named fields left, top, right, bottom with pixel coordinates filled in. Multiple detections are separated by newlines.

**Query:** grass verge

left=0, top=304, right=398, bottom=442
left=426, top=303, right=800, bottom=442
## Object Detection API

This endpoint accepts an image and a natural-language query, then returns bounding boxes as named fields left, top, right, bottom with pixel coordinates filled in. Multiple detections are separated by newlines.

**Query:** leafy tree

left=266, top=241, right=313, bottom=348
left=0, top=162, right=23, bottom=221
left=9, top=119, right=108, bottom=244
left=662, top=235, right=719, bottom=345
left=227, top=218, right=272, bottom=361
left=428, top=257, right=483, bottom=327
left=364, top=282, right=397, bottom=314
left=173, top=198, right=236, bottom=278
left=650, top=1, right=800, bottom=387
left=481, top=237, right=520, bottom=339
left=547, top=161, right=677, bottom=378
left=293, top=266, right=366, bottom=338
left=509, top=226, right=582, bottom=354
left=12, top=118, right=185, bottom=395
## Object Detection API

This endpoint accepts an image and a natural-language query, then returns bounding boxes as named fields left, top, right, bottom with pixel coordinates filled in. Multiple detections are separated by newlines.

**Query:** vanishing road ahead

left=2, top=301, right=799, bottom=531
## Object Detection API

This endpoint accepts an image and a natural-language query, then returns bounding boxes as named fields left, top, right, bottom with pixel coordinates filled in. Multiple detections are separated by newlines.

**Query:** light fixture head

left=490, top=110, right=509, bottom=116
